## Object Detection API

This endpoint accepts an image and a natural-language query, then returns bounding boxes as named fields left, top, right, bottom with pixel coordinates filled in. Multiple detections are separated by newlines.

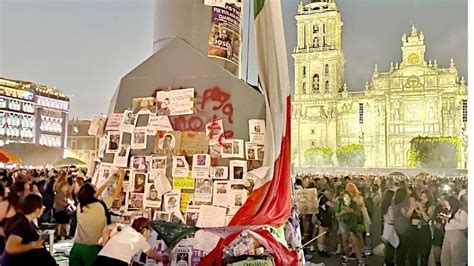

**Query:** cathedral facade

left=291, top=0, right=468, bottom=169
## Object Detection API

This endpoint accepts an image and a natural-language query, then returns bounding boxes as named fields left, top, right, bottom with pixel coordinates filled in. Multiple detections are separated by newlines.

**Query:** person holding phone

left=2, top=194, right=56, bottom=265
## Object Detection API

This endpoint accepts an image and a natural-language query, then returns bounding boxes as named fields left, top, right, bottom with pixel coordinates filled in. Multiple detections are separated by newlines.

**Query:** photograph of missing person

left=156, top=98, right=171, bottom=116
left=185, top=211, right=200, bottom=226
left=210, top=166, right=228, bottom=179
left=196, top=154, right=207, bottom=166
left=151, top=157, right=167, bottom=169
left=195, top=179, right=213, bottom=194
left=158, top=133, right=176, bottom=150
left=153, top=211, right=170, bottom=222
left=133, top=131, right=146, bottom=144
left=128, top=193, right=144, bottom=210
left=233, top=166, right=244, bottom=180
left=133, top=172, right=147, bottom=193
left=145, top=184, right=161, bottom=208
left=230, top=160, right=247, bottom=181
left=132, top=156, right=148, bottom=172
left=106, top=131, right=120, bottom=153
left=132, top=97, right=156, bottom=114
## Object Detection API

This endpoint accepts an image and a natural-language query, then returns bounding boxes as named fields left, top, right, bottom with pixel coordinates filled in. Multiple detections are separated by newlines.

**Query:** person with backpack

left=392, top=188, right=410, bottom=266
left=69, top=169, right=124, bottom=266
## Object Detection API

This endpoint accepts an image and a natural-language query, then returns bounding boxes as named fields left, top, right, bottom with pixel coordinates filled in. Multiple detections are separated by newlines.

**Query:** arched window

left=302, top=82, right=306, bottom=94
left=302, top=66, right=306, bottom=77
left=325, top=80, right=329, bottom=92
left=313, top=37, right=319, bottom=48
left=313, top=25, right=319, bottom=33
left=325, top=64, right=329, bottom=75
left=312, top=74, right=320, bottom=92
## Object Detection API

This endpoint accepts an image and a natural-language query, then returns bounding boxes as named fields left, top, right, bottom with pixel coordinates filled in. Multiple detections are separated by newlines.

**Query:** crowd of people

left=294, top=174, right=468, bottom=266
left=0, top=168, right=168, bottom=266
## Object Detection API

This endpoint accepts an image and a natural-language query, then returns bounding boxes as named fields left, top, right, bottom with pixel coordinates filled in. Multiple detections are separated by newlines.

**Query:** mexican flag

left=228, top=0, right=292, bottom=227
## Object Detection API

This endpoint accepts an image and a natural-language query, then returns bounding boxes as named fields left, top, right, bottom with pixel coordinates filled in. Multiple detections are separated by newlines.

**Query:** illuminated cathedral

left=291, top=0, right=468, bottom=169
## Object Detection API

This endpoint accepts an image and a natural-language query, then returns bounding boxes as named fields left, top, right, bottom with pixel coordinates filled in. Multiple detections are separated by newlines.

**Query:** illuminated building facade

left=292, top=0, right=468, bottom=168
left=0, top=77, right=69, bottom=149
left=66, top=119, right=98, bottom=164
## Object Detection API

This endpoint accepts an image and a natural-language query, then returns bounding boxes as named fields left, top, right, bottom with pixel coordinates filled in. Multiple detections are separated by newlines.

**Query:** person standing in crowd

left=392, top=188, right=410, bottom=266
left=345, top=183, right=365, bottom=266
left=2, top=194, right=56, bottom=265
left=335, top=191, right=356, bottom=264
left=380, top=190, right=396, bottom=266
left=92, top=217, right=168, bottom=266
left=440, top=196, right=467, bottom=266
left=314, top=186, right=334, bottom=258
left=0, top=181, right=30, bottom=254
left=431, top=193, right=448, bottom=266
left=53, top=172, right=75, bottom=241
left=69, top=169, right=124, bottom=266
left=407, top=190, right=435, bottom=266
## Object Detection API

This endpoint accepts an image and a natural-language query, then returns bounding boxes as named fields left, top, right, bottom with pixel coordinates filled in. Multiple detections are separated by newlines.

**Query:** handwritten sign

left=156, top=88, right=194, bottom=116
left=173, top=173, right=195, bottom=190
left=105, top=113, right=124, bottom=131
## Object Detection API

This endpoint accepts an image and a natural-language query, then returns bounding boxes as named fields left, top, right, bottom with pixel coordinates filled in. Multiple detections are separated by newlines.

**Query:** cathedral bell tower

left=293, top=0, right=345, bottom=96
left=400, top=24, right=426, bottom=67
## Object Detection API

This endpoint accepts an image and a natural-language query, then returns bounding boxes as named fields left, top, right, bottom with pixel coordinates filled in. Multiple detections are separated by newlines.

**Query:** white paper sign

left=156, top=88, right=195, bottom=116
left=163, top=189, right=181, bottom=212
left=131, top=128, right=147, bottom=149
left=150, top=156, right=167, bottom=170
left=131, top=156, right=149, bottom=172
left=172, top=156, right=189, bottom=177
left=113, top=144, right=130, bottom=167
left=245, top=142, right=264, bottom=161
left=196, top=205, right=227, bottom=228
left=194, top=179, right=213, bottom=205
left=144, top=183, right=162, bottom=208
left=212, top=181, right=230, bottom=207
left=148, top=114, right=173, bottom=132
left=249, top=119, right=265, bottom=145
left=210, top=166, right=228, bottom=180
left=229, top=160, right=247, bottom=181
left=120, top=110, right=136, bottom=132
left=106, top=131, right=121, bottom=153
left=151, top=169, right=172, bottom=196
left=221, top=139, right=244, bottom=159
left=192, top=154, right=211, bottom=179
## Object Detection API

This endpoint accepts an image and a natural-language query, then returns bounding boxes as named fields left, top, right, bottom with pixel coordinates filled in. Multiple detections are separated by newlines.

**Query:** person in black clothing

left=315, top=187, right=334, bottom=257
left=431, top=193, right=448, bottom=266
left=2, top=194, right=56, bottom=266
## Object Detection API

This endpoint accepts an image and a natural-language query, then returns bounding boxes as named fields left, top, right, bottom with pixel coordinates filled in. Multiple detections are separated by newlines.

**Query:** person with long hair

left=92, top=217, right=168, bottom=265
left=431, top=193, right=448, bottom=266
left=0, top=181, right=29, bottom=254
left=393, top=188, right=409, bottom=266
left=69, top=169, right=124, bottom=266
left=440, top=196, right=467, bottom=266
left=407, top=189, right=435, bottom=266
left=2, top=194, right=56, bottom=265
left=345, top=183, right=365, bottom=266
left=380, top=190, right=396, bottom=266
left=53, top=172, right=74, bottom=241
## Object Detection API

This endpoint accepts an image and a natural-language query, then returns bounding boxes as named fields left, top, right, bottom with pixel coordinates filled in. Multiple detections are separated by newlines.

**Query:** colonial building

left=66, top=119, right=99, bottom=165
left=292, top=0, right=468, bottom=168
left=0, top=77, right=69, bottom=150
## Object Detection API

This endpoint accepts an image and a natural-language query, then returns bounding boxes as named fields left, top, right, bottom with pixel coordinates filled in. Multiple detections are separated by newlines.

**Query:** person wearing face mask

left=92, top=218, right=169, bottom=266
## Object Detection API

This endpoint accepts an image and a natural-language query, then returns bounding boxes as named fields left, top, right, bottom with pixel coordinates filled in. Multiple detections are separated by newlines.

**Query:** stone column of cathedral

left=153, top=0, right=240, bottom=77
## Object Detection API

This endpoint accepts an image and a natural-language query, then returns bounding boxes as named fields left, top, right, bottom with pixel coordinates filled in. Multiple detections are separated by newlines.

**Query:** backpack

left=99, top=200, right=111, bottom=225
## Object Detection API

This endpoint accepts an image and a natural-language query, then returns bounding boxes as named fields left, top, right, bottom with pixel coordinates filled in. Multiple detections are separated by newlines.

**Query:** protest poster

left=185, top=206, right=201, bottom=226
left=113, top=144, right=130, bottom=167
left=153, top=211, right=171, bottom=222
left=248, top=119, right=265, bottom=145
left=134, top=112, right=151, bottom=128
left=172, top=156, right=189, bottom=177
left=106, top=131, right=120, bottom=153
left=209, top=143, right=222, bottom=159
left=156, top=88, right=194, bottom=116
left=205, top=118, right=225, bottom=144
left=212, top=181, right=230, bottom=207
left=196, top=205, right=227, bottom=228
left=180, top=131, right=209, bottom=155
left=194, top=178, right=213, bottom=205
left=127, top=192, right=144, bottom=211
left=131, top=156, right=149, bottom=172
left=148, top=114, right=173, bottom=131
left=221, top=139, right=244, bottom=158
left=151, top=169, right=172, bottom=196
left=144, top=183, right=162, bottom=208
left=229, top=160, right=247, bottom=181
left=172, top=247, right=192, bottom=266
left=88, top=115, right=106, bottom=137
left=131, top=128, right=147, bottom=150
left=245, top=142, right=264, bottom=161
left=228, top=189, right=248, bottom=214
left=210, top=166, right=228, bottom=179
left=163, top=189, right=181, bottom=212
left=180, top=193, right=193, bottom=213
left=150, top=156, right=167, bottom=170
left=131, top=172, right=147, bottom=193
left=170, top=209, right=185, bottom=224
left=95, top=164, right=111, bottom=188
left=105, top=113, right=123, bottom=131
left=97, top=135, right=107, bottom=159
left=173, top=173, right=194, bottom=190
left=154, top=131, right=181, bottom=155
left=120, top=110, right=136, bottom=132
left=132, top=97, right=156, bottom=114
left=192, top=154, right=210, bottom=179
left=295, top=188, right=318, bottom=215
left=208, top=4, right=241, bottom=67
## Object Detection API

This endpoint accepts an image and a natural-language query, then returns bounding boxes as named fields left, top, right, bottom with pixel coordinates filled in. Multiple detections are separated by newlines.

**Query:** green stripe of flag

left=254, top=0, right=265, bottom=18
